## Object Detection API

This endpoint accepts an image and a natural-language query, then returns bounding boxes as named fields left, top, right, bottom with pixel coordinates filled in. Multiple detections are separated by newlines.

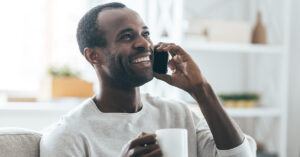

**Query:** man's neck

left=94, top=84, right=142, bottom=113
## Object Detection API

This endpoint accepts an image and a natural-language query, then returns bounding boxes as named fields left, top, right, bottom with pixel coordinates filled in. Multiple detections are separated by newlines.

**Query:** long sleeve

left=192, top=111, right=257, bottom=157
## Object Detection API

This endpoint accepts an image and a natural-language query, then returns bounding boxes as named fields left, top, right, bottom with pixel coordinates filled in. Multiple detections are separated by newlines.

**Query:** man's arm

left=153, top=42, right=244, bottom=150
left=189, top=82, right=244, bottom=149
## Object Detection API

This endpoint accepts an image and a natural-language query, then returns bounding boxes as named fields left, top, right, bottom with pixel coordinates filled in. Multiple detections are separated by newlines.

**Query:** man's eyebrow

left=118, top=26, right=149, bottom=35
left=118, top=28, right=134, bottom=35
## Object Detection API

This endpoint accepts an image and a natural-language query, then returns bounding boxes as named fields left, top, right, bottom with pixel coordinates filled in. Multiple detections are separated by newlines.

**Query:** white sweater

left=40, top=93, right=256, bottom=157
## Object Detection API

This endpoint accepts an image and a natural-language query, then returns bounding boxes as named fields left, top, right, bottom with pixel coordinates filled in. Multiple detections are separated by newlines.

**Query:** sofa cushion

left=0, top=127, right=42, bottom=157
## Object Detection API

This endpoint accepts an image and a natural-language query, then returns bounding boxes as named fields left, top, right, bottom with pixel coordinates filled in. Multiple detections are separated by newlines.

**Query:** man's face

left=97, top=8, right=154, bottom=88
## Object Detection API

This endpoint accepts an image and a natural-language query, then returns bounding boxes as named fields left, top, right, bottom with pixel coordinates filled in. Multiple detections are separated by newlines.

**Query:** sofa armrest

left=0, top=127, right=42, bottom=157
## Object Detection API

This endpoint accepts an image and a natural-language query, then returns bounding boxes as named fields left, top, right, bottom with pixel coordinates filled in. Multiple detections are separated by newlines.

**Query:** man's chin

left=134, top=75, right=154, bottom=87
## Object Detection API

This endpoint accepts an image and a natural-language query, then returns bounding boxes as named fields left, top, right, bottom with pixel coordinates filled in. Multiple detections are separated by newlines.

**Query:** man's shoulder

left=60, top=97, right=97, bottom=123
left=40, top=114, right=88, bottom=156
left=40, top=120, right=80, bottom=151
left=41, top=98, right=95, bottom=140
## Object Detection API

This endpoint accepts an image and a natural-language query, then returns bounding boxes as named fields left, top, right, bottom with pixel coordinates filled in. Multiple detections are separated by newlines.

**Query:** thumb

left=154, top=73, right=172, bottom=85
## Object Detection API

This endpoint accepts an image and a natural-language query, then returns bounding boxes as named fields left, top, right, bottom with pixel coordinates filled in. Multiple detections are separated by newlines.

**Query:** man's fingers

left=138, top=132, right=147, bottom=138
left=169, top=45, right=185, bottom=55
left=171, top=56, right=186, bottom=71
left=160, top=45, right=176, bottom=57
left=155, top=43, right=178, bottom=57
left=154, top=42, right=167, bottom=49
left=131, top=144, right=160, bottom=156
left=154, top=73, right=172, bottom=85
left=155, top=43, right=191, bottom=64
left=173, top=55, right=183, bottom=64
left=129, top=134, right=157, bottom=149
left=154, top=43, right=167, bottom=51
left=168, top=59, right=176, bottom=72
left=156, top=44, right=186, bottom=56
left=155, top=42, right=175, bottom=50
left=143, top=148, right=163, bottom=157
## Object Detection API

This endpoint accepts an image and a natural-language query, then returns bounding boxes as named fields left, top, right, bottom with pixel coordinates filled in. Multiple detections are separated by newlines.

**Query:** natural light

left=0, top=0, right=299, bottom=156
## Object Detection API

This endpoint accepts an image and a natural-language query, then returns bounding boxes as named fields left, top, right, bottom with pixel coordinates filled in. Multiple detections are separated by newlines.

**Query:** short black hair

left=76, top=2, right=126, bottom=55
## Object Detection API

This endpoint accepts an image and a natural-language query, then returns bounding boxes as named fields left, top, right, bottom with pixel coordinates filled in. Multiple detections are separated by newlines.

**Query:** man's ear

left=83, top=47, right=105, bottom=65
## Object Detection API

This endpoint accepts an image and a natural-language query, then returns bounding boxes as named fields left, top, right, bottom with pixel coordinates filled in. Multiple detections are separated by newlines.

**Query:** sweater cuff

left=216, top=137, right=255, bottom=157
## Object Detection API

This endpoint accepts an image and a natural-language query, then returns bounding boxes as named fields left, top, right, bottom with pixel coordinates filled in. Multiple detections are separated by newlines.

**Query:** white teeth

left=133, top=56, right=150, bottom=63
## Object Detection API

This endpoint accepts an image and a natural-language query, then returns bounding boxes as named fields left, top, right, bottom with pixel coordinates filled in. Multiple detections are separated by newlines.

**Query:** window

left=0, top=0, right=46, bottom=93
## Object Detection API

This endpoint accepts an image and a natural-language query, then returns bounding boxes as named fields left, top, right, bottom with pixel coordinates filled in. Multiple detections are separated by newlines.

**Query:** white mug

left=155, top=128, right=188, bottom=157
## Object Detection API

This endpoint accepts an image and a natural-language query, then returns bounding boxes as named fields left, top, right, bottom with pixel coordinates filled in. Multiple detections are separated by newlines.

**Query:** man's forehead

left=97, top=8, right=145, bottom=31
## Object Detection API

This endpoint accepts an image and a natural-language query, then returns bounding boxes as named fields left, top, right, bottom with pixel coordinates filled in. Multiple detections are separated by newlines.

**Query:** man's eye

left=120, top=34, right=133, bottom=40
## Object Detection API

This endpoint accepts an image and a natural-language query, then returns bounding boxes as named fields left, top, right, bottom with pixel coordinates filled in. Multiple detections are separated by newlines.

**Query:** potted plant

left=218, top=93, right=260, bottom=108
left=39, top=66, right=94, bottom=99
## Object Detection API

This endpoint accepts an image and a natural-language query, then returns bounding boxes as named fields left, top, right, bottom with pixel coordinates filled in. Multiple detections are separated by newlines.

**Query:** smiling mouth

left=131, top=56, right=151, bottom=64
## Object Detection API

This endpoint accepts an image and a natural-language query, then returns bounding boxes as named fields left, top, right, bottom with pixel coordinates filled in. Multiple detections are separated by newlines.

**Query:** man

left=40, top=2, right=256, bottom=157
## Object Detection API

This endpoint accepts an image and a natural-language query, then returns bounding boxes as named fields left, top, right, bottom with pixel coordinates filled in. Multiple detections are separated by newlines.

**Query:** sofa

left=0, top=127, right=42, bottom=157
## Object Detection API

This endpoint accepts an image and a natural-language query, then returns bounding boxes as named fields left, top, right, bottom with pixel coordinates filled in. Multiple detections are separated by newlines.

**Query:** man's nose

left=133, top=36, right=151, bottom=51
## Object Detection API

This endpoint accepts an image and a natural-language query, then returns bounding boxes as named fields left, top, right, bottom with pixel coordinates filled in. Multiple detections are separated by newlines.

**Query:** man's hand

left=154, top=42, right=206, bottom=94
left=120, top=133, right=162, bottom=157
left=154, top=42, right=244, bottom=150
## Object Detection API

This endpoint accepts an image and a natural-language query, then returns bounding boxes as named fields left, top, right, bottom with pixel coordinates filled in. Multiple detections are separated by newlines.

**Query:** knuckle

left=129, top=143, right=134, bottom=149
left=132, top=147, right=139, bottom=155
left=151, top=144, right=159, bottom=149
left=159, top=42, right=165, bottom=46
left=129, top=140, right=136, bottom=148
left=149, top=135, right=156, bottom=141
left=128, top=149, right=135, bottom=157
left=174, top=45, right=180, bottom=49
left=139, top=132, right=146, bottom=137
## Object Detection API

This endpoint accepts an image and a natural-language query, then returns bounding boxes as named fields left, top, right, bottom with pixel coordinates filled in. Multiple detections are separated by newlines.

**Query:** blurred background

left=0, top=0, right=299, bottom=156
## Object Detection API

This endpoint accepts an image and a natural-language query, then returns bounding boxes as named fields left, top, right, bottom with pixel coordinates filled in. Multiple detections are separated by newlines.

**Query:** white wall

left=287, top=0, right=300, bottom=156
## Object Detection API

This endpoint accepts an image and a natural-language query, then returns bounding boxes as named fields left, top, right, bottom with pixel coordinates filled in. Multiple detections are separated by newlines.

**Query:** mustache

left=137, top=49, right=152, bottom=54
left=130, top=49, right=153, bottom=57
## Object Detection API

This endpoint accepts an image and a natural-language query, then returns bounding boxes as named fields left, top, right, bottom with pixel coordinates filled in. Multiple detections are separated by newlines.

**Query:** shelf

left=182, top=42, right=283, bottom=54
left=189, top=104, right=281, bottom=118
left=0, top=102, right=282, bottom=118
left=0, top=101, right=80, bottom=112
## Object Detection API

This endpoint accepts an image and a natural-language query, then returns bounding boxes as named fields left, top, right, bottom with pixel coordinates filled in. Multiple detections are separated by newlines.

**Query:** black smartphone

left=153, top=50, right=169, bottom=74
